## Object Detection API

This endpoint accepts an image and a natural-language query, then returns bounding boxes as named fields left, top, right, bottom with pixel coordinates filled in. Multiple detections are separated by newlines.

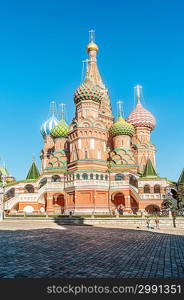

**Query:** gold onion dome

left=74, top=79, right=103, bottom=104
left=86, top=41, right=98, bottom=52
left=126, top=102, right=156, bottom=130
left=50, top=119, right=69, bottom=138
left=6, top=177, right=14, bottom=183
left=109, top=115, right=135, bottom=137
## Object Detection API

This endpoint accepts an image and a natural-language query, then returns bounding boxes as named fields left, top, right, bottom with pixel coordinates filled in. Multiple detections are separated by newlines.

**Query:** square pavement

left=0, top=220, right=184, bottom=278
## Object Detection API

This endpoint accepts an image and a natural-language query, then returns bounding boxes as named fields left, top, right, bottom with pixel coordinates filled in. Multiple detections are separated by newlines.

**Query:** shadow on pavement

left=53, top=215, right=92, bottom=226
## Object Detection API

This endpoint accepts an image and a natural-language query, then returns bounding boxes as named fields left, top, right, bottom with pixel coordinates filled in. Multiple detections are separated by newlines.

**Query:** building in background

left=0, top=32, right=180, bottom=215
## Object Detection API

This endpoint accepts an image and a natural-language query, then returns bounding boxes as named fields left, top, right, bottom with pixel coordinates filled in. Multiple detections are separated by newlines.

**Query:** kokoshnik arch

left=0, top=31, right=178, bottom=215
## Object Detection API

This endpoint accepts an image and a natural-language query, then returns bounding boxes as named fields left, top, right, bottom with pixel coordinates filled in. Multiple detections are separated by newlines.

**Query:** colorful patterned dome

left=109, top=116, right=135, bottom=137
left=126, top=102, right=156, bottom=130
left=74, top=79, right=103, bottom=104
left=40, top=115, right=59, bottom=137
left=50, top=119, right=69, bottom=138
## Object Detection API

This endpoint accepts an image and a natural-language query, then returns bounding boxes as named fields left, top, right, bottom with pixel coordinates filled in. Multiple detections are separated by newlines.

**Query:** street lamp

left=107, top=157, right=112, bottom=215
left=0, top=175, right=6, bottom=220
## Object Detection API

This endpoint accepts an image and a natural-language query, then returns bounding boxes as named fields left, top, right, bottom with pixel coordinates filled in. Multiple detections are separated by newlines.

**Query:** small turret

left=26, top=158, right=40, bottom=180
left=50, top=104, right=69, bottom=138
left=109, top=101, right=135, bottom=148
left=126, top=85, right=156, bottom=130
left=142, top=158, right=157, bottom=178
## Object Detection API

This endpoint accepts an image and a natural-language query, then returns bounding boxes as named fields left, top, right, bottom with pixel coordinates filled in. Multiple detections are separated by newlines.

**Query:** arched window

left=154, top=185, right=160, bottom=193
left=51, top=175, right=61, bottom=182
left=76, top=174, right=80, bottom=180
left=90, top=174, right=93, bottom=179
left=85, top=151, right=88, bottom=159
left=129, top=175, right=138, bottom=188
left=6, top=188, right=15, bottom=200
left=144, top=185, right=150, bottom=193
left=115, top=173, right=124, bottom=181
left=96, top=174, right=99, bottom=180
left=73, top=150, right=77, bottom=161
left=82, top=173, right=88, bottom=180
left=100, top=174, right=104, bottom=180
left=105, top=175, right=108, bottom=181
left=25, top=184, right=34, bottom=193
left=39, top=178, right=47, bottom=188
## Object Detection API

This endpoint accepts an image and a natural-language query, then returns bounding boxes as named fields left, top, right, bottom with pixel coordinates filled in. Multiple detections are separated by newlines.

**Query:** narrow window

left=82, top=173, right=88, bottom=180
left=144, top=185, right=150, bottom=193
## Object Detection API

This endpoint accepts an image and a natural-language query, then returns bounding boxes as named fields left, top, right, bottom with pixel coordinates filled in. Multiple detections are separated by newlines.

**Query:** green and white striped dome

left=109, top=116, right=135, bottom=137
left=50, top=119, right=69, bottom=138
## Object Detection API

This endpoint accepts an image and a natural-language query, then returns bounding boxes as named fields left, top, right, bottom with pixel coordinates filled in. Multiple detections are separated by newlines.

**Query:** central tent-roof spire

left=85, top=29, right=105, bottom=89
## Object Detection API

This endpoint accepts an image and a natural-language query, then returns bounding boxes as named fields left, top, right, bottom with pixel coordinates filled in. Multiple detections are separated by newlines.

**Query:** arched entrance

left=53, top=194, right=65, bottom=214
left=111, top=193, right=125, bottom=213
left=37, top=192, right=47, bottom=213
left=145, top=205, right=160, bottom=214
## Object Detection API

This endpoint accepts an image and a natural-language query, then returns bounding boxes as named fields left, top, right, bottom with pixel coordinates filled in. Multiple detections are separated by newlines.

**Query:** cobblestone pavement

left=0, top=221, right=184, bottom=278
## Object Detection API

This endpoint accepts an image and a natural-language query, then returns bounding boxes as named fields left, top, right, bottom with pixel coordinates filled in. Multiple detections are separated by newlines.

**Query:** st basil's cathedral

left=0, top=32, right=179, bottom=215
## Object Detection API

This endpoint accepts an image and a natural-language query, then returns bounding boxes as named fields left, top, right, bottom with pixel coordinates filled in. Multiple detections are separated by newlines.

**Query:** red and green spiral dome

left=74, top=79, right=103, bottom=104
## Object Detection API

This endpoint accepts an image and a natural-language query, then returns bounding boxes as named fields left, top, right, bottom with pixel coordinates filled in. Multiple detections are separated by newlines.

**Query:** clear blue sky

left=0, top=0, right=183, bottom=181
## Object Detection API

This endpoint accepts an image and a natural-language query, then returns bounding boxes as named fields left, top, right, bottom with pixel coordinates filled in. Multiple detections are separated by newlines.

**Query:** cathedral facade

left=1, top=34, right=171, bottom=215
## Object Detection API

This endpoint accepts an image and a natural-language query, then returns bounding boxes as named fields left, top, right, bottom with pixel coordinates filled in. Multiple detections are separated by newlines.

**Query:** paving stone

left=0, top=223, right=184, bottom=278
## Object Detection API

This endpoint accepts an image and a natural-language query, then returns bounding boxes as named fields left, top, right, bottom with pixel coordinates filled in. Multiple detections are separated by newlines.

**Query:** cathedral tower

left=126, top=85, right=156, bottom=173
left=68, top=31, right=113, bottom=172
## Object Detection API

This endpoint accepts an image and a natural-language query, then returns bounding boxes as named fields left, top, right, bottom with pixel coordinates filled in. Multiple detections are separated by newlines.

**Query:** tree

left=162, top=186, right=178, bottom=212
left=177, top=184, right=184, bottom=209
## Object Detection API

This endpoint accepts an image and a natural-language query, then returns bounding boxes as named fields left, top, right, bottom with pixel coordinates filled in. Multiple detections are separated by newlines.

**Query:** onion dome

left=126, top=85, right=156, bottom=130
left=40, top=115, right=59, bottom=137
left=126, top=102, right=156, bottom=130
left=40, top=101, right=59, bottom=137
left=109, top=116, right=135, bottom=137
left=74, top=79, right=103, bottom=104
left=50, top=119, right=69, bottom=138
left=87, top=41, right=98, bottom=52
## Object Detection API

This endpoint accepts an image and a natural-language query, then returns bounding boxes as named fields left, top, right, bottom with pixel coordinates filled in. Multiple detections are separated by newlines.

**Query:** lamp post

left=0, top=175, right=6, bottom=220
left=107, top=157, right=112, bottom=215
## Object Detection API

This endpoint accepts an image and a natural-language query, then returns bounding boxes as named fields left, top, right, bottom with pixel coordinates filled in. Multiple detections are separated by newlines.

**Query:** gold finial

left=87, top=29, right=98, bottom=52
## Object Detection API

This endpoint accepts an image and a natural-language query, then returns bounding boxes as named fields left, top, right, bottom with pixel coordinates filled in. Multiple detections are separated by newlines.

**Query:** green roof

left=109, top=115, right=135, bottom=137
left=26, top=161, right=40, bottom=180
left=142, top=159, right=157, bottom=178
left=0, top=166, right=10, bottom=177
left=50, top=119, right=69, bottom=138
left=178, top=168, right=184, bottom=185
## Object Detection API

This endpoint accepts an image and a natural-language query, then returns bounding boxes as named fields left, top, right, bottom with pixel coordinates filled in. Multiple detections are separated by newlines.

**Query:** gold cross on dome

left=117, top=101, right=124, bottom=118
left=89, top=29, right=95, bottom=42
